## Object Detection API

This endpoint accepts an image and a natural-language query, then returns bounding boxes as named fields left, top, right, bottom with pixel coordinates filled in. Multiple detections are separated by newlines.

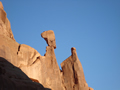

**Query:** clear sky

left=1, top=0, right=120, bottom=90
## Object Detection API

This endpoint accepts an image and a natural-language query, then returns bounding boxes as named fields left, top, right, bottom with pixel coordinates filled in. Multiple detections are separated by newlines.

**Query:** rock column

left=41, top=30, right=64, bottom=90
left=61, top=47, right=93, bottom=90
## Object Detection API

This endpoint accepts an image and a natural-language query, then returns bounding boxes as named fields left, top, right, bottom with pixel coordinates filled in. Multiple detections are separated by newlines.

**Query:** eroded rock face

left=39, top=30, right=64, bottom=90
left=0, top=57, right=50, bottom=90
left=0, top=2, right=93, bottom=90
left=0, top=35, right=19, bottom=66
left=16, top=44, right=43, bottom=83
left=41, top=30, right=56, bottom=49
left=39, top=46, right=64, bottom=90
left=0, top=2, right=3, bottom=9
left=61, top=47, right=93, bottom=90
left=0, top=30, right=63, bottom=90
left=17, top=44, right=41, bottom=67
left=89, top=87, right=94, bottom=90
left=0, top=1, right=15, bottom=41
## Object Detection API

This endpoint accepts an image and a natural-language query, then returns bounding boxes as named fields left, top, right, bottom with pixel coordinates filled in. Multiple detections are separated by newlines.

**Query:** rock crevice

left=0, top=2, right=93, bottom=90
left=61, top=47, right=93, bottom=90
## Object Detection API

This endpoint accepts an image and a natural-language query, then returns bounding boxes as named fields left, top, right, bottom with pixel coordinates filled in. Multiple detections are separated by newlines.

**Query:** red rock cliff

left=0, top=2, right=93, bottom=90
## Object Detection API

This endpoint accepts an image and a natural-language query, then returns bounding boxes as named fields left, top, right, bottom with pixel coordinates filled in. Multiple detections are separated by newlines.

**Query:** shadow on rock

left=0, top=57, right=51, bottom=90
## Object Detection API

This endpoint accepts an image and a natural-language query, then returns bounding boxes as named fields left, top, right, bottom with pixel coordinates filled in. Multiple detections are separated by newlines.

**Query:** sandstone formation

left=40, top=31, right=64, bottom=90
left=0, top=2, right=15, bottom=41
left=41, top=30, right=56, bottom=49
left=0, top=2, right=93, bottom=90
left=61, top=47, right=93, bottom=90
left=17, top=44, right=41, bottom=67
left=0, top=57, right=50, bottom=90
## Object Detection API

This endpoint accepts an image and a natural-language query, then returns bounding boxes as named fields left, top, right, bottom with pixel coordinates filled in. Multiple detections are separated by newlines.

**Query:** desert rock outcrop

left=0, top=2, right=93, bottom=90
left=39, top=30, right=64, bottom=90
left=41, top=30, right=56, bottom=49
left=61, top=47, right=93, bottom=90
left=17, top=44, right=41, bottom=67
left=0, top=2, right=15, bottom=41
left=0, top=57, right=50, bottom=90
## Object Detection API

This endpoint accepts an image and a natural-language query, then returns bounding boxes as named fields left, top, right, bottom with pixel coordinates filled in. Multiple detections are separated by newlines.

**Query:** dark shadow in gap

left=0, top=57, right=51, bottom=90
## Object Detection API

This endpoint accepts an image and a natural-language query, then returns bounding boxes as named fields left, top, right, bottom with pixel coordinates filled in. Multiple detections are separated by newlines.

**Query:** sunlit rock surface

left=61, top=47, right=93, bottom=90
left=0, top=2, right=93, bottom=90
left=0, top=1, right=15, bottom=41
left=41, top=30, right=56, bottom=49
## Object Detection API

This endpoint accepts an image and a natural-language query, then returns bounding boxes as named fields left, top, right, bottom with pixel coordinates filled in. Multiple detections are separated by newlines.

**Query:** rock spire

left=0, top=2, right=3, bottom=9
left=61, top=47, right=93, bottom=90
left=0, top=2, right=94, bottom=90
left=40, top=30, right=64, bottom=90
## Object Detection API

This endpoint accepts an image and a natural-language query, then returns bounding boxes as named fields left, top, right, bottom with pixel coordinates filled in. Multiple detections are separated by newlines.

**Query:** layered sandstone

left=0, top=2, right=93, bottom=90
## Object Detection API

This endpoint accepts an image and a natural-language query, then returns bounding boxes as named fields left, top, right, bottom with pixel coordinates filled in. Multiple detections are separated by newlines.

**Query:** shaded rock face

left=0, top=57, right=51, bottom=90
left=0, top=2, right=93, bottom=90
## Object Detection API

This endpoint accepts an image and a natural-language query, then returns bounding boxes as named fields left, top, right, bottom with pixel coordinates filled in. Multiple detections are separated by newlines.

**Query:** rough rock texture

left=39, top=47, right=64, bottom=89
left=0, top=35, right=19, bottom=66
left=17, top=44, right=41, bottom=67
left=0, top=1, right=15, bottom=41
left=12, top=30, right=64, bottom=90
left=61, top=47, right=93, bottom=90
left=0, top=57, right=50, bottom=90
left=41, top=30, right=56, bottom=49
left=39, top=30, right=64, bottom=90
left=0, top=2, right=93, bottom=90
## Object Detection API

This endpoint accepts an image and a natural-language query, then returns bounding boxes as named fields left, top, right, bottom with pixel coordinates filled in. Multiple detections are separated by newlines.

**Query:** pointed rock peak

left=41, top=30, right=56, bottom=49
left=0, top=2, right=15, bottom=41
left=71, top=47, right=76, bottom=55
left=61, top=47, right=90, bottom=90
left=0, top=2, right=3, bottom=9
left=71, top=47, right=78, bottom=62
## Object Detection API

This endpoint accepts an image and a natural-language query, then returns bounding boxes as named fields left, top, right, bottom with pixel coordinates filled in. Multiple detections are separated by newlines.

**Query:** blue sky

left=1, top=0, right=120, bottom=90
